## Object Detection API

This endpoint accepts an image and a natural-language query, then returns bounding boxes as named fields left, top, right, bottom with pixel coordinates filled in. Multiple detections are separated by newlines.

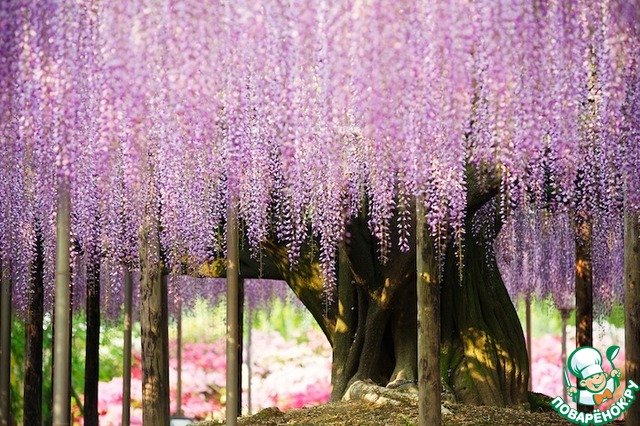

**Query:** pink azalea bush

left=85, top=312, right=625, bottom=424
left=245, top=329, right=331, bottom=411
left=92, top=326, right=331, bottom=424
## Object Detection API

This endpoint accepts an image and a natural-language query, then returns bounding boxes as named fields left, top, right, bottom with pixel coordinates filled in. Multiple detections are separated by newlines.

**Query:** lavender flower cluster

left=0, top=1, right=638, bottom=314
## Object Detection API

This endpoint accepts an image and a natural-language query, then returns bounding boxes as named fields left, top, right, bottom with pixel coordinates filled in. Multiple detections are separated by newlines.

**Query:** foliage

left=9, top=319, right=25, bottom=424
left=8, top=312, right=140, bottom=423
left=251, top=298, right=318, bottom=342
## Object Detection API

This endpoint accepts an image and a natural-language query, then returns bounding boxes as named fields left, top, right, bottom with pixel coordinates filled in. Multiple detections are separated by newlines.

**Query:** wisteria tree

left=1, top=1, right=639, bottom=426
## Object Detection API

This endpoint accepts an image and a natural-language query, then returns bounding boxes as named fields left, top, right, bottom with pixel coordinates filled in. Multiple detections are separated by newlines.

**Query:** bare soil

left=194, top=399, right=626, bottom=425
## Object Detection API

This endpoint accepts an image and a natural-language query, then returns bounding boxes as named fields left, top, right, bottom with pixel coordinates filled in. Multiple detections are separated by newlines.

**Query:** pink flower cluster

left=87, top=327, right=331, bottom=424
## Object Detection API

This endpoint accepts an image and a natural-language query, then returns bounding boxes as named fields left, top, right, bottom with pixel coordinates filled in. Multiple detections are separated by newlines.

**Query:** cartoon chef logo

left=566, top=346, right=621, bottom=406
left=553, top=345, right=639, bottom=424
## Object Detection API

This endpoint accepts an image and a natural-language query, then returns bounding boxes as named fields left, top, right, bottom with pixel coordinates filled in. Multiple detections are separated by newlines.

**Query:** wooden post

left=237, top=278, right=244, bottom=416
left=575, top=220, right=592, bottom=413
left=122, top=268, right=133, bottom=426
left=176, top=298, right=183, bottom=417
left=246, top=304, right=252, bottom=416
left=84, top=251, right=100, bottom=426
left=560, top=309, right=570, bottom=402
left=226, top=204, right=240, bottom=425
left=0, top=264, right=11, bottom=426
left=525, top=295, right=532, bottom=392
left=140, top=212, right=170, bottom=426
left=625, top=212, right=640, bottom=425
left=161, top=275, right=170, bottom=419
left=575, top=220, right=593, bottom=349
left=416, top=200, right=441, bottom=426
left=52, top=184, right=72, bottom=426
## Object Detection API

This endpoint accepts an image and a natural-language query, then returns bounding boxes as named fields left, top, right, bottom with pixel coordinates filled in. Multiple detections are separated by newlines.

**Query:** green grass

left=167, top=297, right=321, bottom=344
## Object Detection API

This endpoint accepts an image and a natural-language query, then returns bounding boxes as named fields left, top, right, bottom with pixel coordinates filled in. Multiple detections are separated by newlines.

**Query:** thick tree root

left=342, top=380, right=453, bottom=415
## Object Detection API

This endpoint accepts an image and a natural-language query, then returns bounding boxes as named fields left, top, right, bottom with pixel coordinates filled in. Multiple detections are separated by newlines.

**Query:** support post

left=122, top=268, right=133, bottom=426
left=237, top=278, right=244, bottom=416
left=140, top=212, right=170, bottom=426
left=625, top=212, right=640, bottom=425
left=176, top=298, right=182, bottom=417
left=0, top=264, right=11, bottom=426
left=560, top=309, right=570, bottom=402
left=52, top=184, right=72, bottom=426
left=575, top=220, right=592, bottom=413
left=84, top=251, right=100, bottom=426
left=525, top=295, right=532, bottom=392
left=416, top=200, right=441, bottom=426
left=246, top=304, right=252, bottom=416
left=226, top=204, right=239, bottom=425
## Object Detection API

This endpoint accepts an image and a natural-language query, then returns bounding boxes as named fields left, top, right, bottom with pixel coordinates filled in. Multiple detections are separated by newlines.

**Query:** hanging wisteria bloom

left=0, top=0, right=638, bottom=316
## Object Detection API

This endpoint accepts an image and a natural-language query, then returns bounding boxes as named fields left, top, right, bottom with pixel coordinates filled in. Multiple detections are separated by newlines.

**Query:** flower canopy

left=1, top=0, right=638, bottom=312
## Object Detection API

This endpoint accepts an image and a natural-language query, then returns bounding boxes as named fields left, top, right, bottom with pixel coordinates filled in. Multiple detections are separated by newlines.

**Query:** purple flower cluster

left=495, top=204, right=623, bottom=314
left=1, top=1, right=638, bottom=314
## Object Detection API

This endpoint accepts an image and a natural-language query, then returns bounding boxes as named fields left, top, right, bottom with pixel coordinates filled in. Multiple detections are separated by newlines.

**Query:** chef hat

left=568, top=346, right=604, bottom=380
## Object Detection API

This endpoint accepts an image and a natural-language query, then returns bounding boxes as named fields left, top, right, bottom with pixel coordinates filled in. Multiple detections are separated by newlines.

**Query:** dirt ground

left=194, top=399, right=627, bottom=425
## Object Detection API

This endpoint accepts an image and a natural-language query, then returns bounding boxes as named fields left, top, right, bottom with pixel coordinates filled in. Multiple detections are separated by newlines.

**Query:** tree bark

left=416, top=201, right=441, bottom=426
left=265, top=200, right=526, bottom=406
left=202, top=191, right=528, bottom=408
left=53, top=184, right=72, bottom=426
left=226, top=205, right=240, bottom=425
left=24, top=228, right=45, bottom=426
left=83, top=251, right=100, bottom=426
left=330, top=245, right=355, bottom=401
left=625, top=212, right=640, bottom=425
left=0, top=264, right=11, bottom=426
left=440, top=218, right=528, bottom=406
left=575, top=220, right=592, bottom=413
left=259, top=240, right=335, bottom=345
left=140, top=213, right=170, bottom=426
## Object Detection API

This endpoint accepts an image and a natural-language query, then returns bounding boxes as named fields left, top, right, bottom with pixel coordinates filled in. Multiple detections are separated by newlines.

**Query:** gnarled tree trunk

left=207, top=190, right=529, bottom=407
